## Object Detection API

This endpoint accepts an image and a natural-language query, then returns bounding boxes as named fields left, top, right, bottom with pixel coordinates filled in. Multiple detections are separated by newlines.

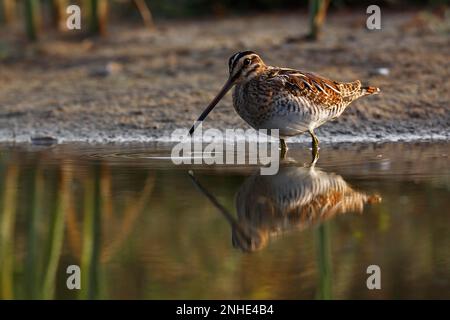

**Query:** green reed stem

left=0, top=165, right=18, bottom=299
left=315, top=222, right=333, bottom=300
left=80, top=166, right=101, bottom=299
left=25, top=168, right=44, bottom=299
left=308, top=0, right=329, bottom=40
left=88, top=0, right=108, bottom=36
left=24, top=0, right=40, bottom=41
left=42, top=166, right=70, bottom=299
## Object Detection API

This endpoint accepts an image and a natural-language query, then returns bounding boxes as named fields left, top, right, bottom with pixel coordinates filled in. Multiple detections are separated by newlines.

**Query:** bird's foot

left=310, top=154, right=319, bottom=167
left=279, top=138, right=288, bottom=159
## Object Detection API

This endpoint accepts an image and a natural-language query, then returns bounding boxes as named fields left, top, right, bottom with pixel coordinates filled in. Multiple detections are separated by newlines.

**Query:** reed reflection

left=190, top=166, right=381, bottom=252
left=0, top=152, right=153, bottom=299
left=1, top=144, right=448, bottom=299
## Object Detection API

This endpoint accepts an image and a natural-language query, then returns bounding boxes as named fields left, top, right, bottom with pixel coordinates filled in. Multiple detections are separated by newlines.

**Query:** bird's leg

left=309, top=130, right=319, bottom=166
left=280, top=138, right=288, bottom=159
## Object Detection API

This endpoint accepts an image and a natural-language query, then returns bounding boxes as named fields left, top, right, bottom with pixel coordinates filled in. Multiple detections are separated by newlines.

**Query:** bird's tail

left=361, top=86, right=380, bottom=95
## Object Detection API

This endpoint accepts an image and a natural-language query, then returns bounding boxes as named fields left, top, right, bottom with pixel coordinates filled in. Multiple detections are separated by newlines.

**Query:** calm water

left=0, top=142, right=449, bottom=299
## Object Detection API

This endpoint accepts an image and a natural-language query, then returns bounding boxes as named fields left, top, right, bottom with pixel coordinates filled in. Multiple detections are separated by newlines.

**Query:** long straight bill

left=188, top=78, right=234, bottom=136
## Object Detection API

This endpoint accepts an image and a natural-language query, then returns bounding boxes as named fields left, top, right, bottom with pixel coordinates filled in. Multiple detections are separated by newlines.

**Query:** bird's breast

left=232, top=81, right=320, bottom=135
left=232, top=82, right=279, bottom=128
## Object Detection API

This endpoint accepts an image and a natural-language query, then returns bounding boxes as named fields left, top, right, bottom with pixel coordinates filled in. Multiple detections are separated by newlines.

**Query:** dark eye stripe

left=228, top=53, right=240, bottom=70
left=229, top=52, right=243, bottom=70
left=230, top=51, right=256, bottom=72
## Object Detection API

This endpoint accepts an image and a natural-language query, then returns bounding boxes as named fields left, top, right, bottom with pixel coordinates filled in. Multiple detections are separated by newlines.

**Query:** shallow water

left=0, top=142, right=449, bottom=299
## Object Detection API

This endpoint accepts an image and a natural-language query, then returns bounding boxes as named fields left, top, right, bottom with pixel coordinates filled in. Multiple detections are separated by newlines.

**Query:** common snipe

left=189, top=166, right=381, bottom=252
left=189, top=51, right=380, bottom=163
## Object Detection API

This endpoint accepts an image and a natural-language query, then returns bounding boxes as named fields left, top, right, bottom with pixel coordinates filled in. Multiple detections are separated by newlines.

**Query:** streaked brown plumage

left=189, top=51, right=380, bottom=163
left=189, top=166, right=381, bottom=252
left=232, top=166, right=381, bottom=251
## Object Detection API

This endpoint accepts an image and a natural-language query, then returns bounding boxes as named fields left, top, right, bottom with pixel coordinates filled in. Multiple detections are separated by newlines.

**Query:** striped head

left=228, top=51, right=266, bottom=83
left=188, top=51, right=265, bottom=135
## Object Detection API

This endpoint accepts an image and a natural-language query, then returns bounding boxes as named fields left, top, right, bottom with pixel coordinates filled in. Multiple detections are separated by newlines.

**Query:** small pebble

left=31, top=136, right=58, bottom=146
left=105, top=62, right=123, bottom=75
left=371, top=67, right=390, bottom=76
left=90, top=61, right=123, bottom=77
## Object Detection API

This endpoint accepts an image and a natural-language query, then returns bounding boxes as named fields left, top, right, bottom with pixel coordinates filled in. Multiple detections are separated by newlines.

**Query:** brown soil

left=0, top=10, right=449, bottom=143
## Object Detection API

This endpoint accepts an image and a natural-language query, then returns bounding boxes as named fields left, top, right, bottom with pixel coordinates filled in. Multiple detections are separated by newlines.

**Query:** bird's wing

left=266, top=68, right=361, bottom=108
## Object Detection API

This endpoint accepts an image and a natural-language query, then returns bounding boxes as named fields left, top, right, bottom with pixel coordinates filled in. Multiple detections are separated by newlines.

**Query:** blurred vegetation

left=24, top=0, right=41, bottom=41
left=307, top=0, right=330, bottom=40
left=0, top=144, right=448, bottom=299
left=0, top=151, right=156, bottom=299
left=86, top=0, right=108, bottom=36
left=0, top=0, right=448, bottom=41
left=315, top=223, right=332, bottom=300
left=141, top=0, right=450, bottom=18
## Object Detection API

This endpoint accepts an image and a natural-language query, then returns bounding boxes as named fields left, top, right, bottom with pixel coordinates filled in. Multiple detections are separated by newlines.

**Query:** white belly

left=233, top=86, right=338, bottom=137
left=256, top=107, right=334, bottom=137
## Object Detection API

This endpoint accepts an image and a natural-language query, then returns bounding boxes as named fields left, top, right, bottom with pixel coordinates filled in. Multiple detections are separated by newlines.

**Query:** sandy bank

left=0, top=11, right=449, bottom=144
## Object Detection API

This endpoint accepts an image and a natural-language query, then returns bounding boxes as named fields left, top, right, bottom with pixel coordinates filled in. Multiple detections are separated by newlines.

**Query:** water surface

left=0, top=142, right=449, bottom=299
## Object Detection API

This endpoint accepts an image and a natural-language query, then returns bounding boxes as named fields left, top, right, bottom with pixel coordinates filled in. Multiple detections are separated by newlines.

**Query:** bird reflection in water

left=189, top=166, right=381, bottom=252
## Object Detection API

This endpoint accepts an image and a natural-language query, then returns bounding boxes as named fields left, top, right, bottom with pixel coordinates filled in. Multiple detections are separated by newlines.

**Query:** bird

left=231, top=166, right=381, bottom=251
left=189, top=166, right=381, bottom=252
left=189, top=51, right=380, bottom=164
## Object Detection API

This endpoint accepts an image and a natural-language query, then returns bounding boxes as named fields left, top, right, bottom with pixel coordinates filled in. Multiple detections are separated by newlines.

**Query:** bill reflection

left=190, top=166, right=381, bottom=252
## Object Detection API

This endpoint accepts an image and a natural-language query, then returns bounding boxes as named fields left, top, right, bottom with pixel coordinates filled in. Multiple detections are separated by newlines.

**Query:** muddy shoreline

left=0, top=11, right=449, bottom=144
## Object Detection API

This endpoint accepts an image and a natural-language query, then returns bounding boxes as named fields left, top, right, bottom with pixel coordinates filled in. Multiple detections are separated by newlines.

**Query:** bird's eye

left=243, top=58, right=251, bottom=66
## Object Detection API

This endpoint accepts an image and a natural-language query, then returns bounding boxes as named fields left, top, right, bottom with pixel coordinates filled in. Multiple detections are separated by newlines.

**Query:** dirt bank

left=0, top=11, right=449, bottom=143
